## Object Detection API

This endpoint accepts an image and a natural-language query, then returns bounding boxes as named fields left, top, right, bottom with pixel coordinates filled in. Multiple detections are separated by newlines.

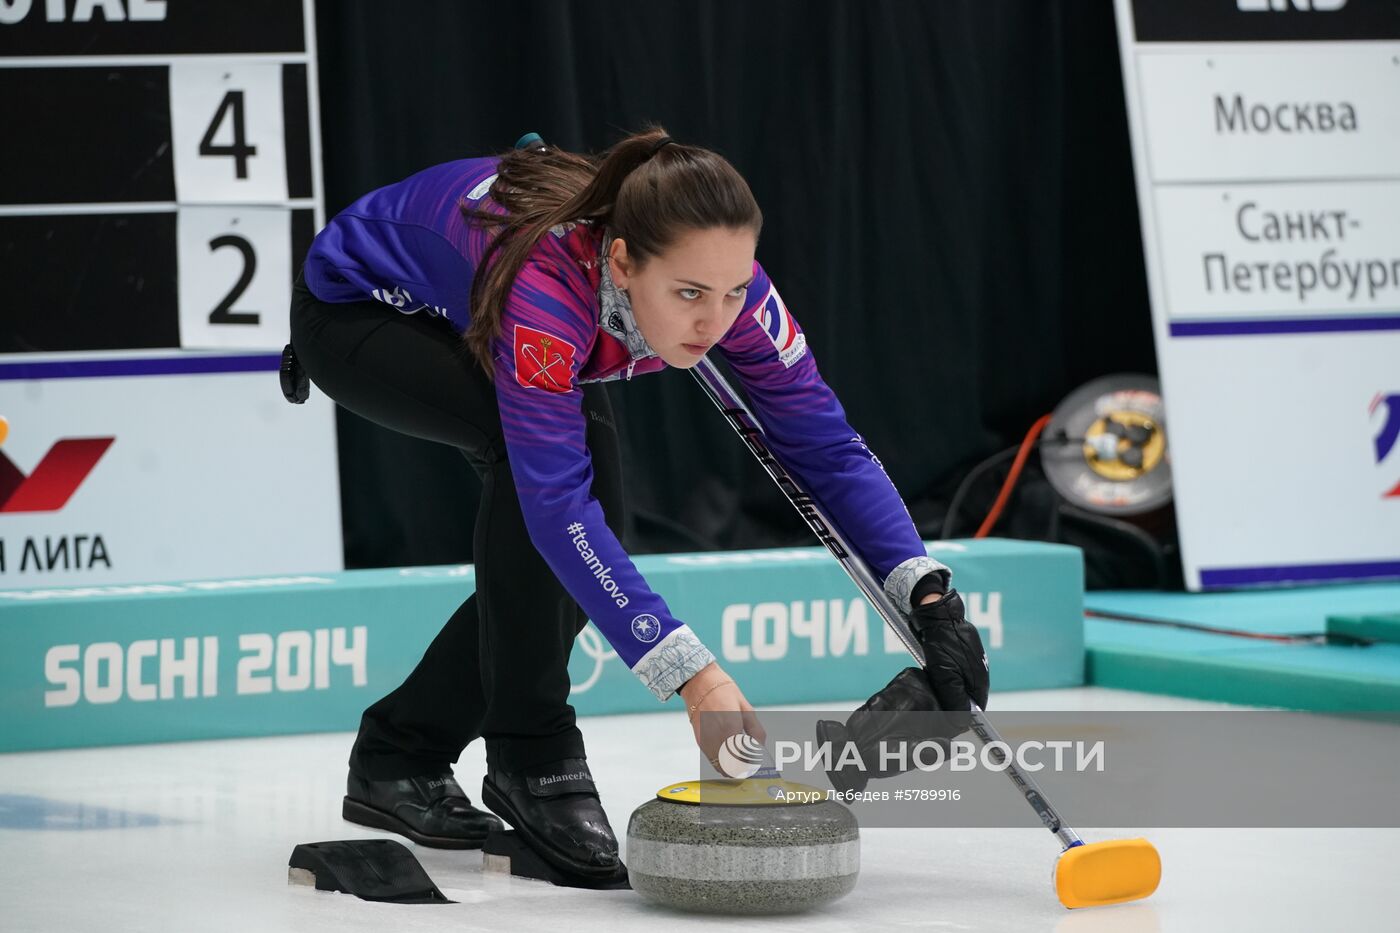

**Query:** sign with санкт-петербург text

left=1112, top=0, right=1400, bottom=590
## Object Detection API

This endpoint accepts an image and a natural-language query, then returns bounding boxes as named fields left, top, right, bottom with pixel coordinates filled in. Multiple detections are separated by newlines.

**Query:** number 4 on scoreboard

left=199, top=91, right=258, bottom=180
left=169, top=60, right=287, bottom=203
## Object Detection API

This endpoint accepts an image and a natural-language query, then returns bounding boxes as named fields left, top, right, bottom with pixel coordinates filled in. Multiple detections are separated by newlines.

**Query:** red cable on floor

left=975, top=413, right=1053, bottom=538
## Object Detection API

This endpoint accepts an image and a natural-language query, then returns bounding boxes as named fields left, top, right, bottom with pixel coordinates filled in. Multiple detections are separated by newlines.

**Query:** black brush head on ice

left=287, top=839, right=452, bottom=904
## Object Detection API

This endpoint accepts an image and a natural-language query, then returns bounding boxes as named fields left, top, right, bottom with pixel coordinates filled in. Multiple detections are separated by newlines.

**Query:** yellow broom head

left=1054, top=838, right=1161, bottom=909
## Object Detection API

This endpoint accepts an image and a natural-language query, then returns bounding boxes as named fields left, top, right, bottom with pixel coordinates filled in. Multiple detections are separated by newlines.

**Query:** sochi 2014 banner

left=1113, top=0, right=1400, bottom=589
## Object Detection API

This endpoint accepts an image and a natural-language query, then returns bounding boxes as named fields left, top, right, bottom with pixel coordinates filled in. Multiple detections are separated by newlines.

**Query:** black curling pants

left=289, top=273, right=623, bottom=778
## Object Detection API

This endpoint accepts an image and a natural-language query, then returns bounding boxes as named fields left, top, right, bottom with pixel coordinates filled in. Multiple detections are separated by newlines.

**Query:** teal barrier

left=0, top=539, right=1083, bottom=752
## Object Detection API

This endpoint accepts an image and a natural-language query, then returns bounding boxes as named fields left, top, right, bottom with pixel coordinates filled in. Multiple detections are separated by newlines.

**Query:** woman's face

left=609, top=226, right=757, bottom=368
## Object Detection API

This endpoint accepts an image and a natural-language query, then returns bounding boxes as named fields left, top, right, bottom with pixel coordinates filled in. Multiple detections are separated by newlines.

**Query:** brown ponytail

left=461, top=126, right=763, bottom=376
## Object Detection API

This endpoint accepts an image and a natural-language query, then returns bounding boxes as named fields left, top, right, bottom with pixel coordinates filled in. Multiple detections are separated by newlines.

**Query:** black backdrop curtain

left=312, top=0, right=1154, bottom=569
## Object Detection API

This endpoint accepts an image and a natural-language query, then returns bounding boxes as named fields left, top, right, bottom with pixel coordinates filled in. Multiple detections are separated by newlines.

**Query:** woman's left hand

left=910, top=589, right=990, bottom=713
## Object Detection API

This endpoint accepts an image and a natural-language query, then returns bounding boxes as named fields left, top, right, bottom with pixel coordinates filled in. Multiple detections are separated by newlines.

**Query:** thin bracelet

left=685, top=679, right=735, bottom=719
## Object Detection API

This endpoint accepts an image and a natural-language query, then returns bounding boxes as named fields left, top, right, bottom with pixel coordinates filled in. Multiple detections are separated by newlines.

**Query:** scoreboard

left=1, top=0, right=320, bottom=352
left=0, top=0, right=343, bottom=589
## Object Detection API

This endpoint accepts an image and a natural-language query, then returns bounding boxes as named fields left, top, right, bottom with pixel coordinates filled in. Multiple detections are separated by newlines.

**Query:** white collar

left=597, top=231, right=658, bottom=361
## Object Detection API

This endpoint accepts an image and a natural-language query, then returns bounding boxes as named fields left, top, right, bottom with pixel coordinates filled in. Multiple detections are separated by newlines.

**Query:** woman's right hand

left=679, top=662, right=767, bottom=775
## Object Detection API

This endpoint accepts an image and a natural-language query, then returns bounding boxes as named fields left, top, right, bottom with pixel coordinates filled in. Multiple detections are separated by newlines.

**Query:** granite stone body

left=626, top=796, right=860, bottom=914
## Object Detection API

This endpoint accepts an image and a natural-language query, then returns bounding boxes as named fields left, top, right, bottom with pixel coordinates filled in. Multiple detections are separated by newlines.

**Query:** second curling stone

left=626, top=779, right=859, bottom=914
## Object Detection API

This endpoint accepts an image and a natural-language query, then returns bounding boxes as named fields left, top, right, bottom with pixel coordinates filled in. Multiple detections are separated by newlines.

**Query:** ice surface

left=0, top=687, right=1391, bottom=932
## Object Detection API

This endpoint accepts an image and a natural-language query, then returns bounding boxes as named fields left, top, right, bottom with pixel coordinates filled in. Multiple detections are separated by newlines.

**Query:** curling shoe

left=343, top=771, right=503, bottom=849
left=480, top=757, right=625, bottom=881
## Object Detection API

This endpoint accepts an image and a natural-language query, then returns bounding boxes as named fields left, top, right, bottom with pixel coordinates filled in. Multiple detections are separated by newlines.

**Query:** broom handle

left=692, top=357, right=1084, bottom=850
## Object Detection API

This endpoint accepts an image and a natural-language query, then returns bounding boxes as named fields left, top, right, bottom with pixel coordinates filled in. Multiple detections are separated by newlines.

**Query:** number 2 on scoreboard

left=208, top=235, right=258, bottom=326
left=176, top=207, right=291, bottom=349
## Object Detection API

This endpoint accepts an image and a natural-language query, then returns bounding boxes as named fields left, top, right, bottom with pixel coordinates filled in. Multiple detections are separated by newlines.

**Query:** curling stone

left=626, top=779, right=859, bottom=914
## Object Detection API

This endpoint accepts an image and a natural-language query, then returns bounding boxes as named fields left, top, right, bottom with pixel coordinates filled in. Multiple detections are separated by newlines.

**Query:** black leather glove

left=814, top=667, right=956, bottom=794
left=909, top=588, right=989, bottom=714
